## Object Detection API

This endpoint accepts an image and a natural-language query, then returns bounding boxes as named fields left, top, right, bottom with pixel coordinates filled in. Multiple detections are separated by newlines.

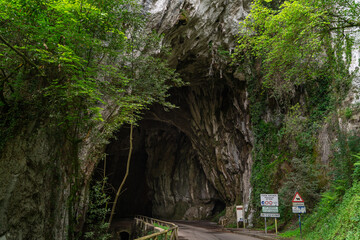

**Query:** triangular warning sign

left=292, top=192, right=304, bottom=202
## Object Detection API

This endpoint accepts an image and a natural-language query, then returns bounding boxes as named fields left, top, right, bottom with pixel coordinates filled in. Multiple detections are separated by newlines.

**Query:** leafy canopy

left=234, top=0, right=360, bottom=98
left=234, top=0, right=360, bottom=226
left=1, top=1, right=182, bottom=238
left=0, top=0, right=181, bottom=129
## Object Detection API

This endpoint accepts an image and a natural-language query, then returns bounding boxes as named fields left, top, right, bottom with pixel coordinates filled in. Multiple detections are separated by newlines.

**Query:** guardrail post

left=134, top=215, right=179, bottom=240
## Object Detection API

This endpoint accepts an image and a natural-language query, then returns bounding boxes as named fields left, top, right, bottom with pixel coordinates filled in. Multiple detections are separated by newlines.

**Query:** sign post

left=260, top=194, right=279, bottom=234
left=265, top=217, right=267, bottom=234
left=299, top=214, right=302, bottom=238
left=292, top=192, right=305, bottom=239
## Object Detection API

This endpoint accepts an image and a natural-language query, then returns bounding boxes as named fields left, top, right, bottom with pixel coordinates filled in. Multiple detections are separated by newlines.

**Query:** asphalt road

left=176, top=221, right=262, bottom=240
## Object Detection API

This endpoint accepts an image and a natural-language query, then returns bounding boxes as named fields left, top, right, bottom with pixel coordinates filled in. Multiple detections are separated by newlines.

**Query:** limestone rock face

left=104, top=123, right=221, bottom=220
left=139, top=0, right=254, bottom=220
left=134, top=83, right=253, bottom=221
left=145, top=128, right=219, bottom=220
left=0, top=103, right=121, bottom=239
left=0, top=123, right=67, bottom=240
left=1, top=0, right=360, bottom=238
left=144, top=0, right=250, bottom=80
left=0, top=1, right=253, bottom=238
left=97, top=0, right=254, bottom=222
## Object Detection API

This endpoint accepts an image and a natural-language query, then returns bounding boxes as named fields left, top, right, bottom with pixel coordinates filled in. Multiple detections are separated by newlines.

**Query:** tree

left=233, top=0, right=360, bottom=228
left=233, top=0, right=360, bottom=99
left=0, top=0, right=182, bottom=156
left=0, top=0, right=182, bottom=238
left=0, top=0, right=181, bottom=129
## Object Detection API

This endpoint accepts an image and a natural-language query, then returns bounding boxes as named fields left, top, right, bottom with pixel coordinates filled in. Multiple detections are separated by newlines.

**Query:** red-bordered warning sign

left=292, top=192, right=304, bottom=202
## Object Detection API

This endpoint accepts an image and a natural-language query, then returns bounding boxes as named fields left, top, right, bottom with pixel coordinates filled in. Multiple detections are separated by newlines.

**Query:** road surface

left=176, top=221, right=262, bottom=240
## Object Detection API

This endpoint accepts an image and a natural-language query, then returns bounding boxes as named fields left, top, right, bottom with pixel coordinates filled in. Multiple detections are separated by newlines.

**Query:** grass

left=280, top=181, right=360, bottom=239
left=153, top=223, right=170, bottom=231
left=279, top=228, right=299, bottom=238
left=225, top=223, right=238, bottom=228
left=211, top=209, right=226, bottom=222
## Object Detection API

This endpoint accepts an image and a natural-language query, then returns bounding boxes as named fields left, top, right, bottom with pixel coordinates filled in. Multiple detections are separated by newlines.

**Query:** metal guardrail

left=134, top=215, right=179, bottom=240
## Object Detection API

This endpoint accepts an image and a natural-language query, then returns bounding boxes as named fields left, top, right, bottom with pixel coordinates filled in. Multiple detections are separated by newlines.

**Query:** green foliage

left=234, top=0, right=358, bottom=99
left=235, top=0, right=326, bottom=97
left=352, top=153, right=360, bottom=182
left=225, top=222, right=238, bottom=228
left=279, top=228, right=300, bottom=238
left=345, top=107, right=353, bottom=119
left=153, top=223, right=170, bottom=231
left=0, top=0, right=181, bottom=132
left=217, top=46, right=230, bottom=58
left=348, top=135, right=360, bottom=153
left=233, top=0, right=359, bottom=229
left=279, top=158, right=321, bottom=207
left=211, top=209, right=226, bottom=222
left=279, top=152, right=360, bottom=238
left=0, top=0, right=182, bottom=238
left=84, top=179, right=111, bottom=240
left=318, top=181, right=346, bottom=211
left=331, top=132, right=356, bottom=188
left=299, top=181, right=360, bottom=240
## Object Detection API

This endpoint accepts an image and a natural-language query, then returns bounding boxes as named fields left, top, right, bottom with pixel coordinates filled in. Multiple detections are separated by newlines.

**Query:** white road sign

left=262, top=206, right=279, bottom=213
left=292, top=202, right=305, bottom=207
left=260, top=194, right=279, bottom=206
left=236, top=205, right=244, bottom=222
left=261, top=213, right=280, bottom=218
left=292, top=206, right=306, bottom=213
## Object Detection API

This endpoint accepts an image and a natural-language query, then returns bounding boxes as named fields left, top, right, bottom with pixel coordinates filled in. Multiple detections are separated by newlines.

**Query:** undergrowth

left=281, top=181, right=360, bottom=239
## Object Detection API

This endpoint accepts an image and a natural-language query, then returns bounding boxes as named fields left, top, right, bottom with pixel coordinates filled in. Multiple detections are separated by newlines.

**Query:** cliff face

left=0, top=123, right=67, bottom=239
left=106, top=0, right=360, bottom=224
left=105, top=0, right=254, bottom=222
left=1, top=0, right=359, bottom=239
left=0, top=1, right=253, bottom=238
left=0, top=102, right=121, bottom=239
left=105, top=77, right=253, bottom=220
left=144, top=0, right=254, bottom=219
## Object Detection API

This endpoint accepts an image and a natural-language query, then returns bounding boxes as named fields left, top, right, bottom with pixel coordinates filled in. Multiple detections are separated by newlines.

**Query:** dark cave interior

left=93, top=118, right=226, bottom=221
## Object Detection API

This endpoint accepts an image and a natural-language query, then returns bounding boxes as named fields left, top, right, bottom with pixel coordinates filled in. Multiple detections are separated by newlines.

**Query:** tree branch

left=108, top=123, right=133, bottom=228
left=0, top=79, right=9, bottom=108
left=1, top=64, right=24, bottom=83
left=327, top=12, right=360, bottom=30
left=1, top=68, right=15, bottom=93
left=328, top=24, right=360, bottom=31
left=0, top=34, right=45, bottom=76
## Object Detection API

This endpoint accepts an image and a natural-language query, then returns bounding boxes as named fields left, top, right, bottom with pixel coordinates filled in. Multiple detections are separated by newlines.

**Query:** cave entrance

left=212, top=200, right=226, bottom=216
left=96, top=119, right=224, bottom=222
left=98, top=125, right=152, bottom=219
left=119, top=231, right=130, bottom=240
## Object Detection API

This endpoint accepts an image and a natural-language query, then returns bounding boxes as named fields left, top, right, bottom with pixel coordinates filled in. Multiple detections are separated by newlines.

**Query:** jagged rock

left=104, top=0, right=254, bottom=222
left=0, top=124, right=68, bottom=239
left=138, top=0, right=254, bottom=221
left=1, top=1, right=360, bottom=239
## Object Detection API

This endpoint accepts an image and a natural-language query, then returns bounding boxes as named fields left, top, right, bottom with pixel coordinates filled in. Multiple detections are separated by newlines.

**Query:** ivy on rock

left=233, top=0, right=360, bottom=231
left=0, top=0, right=182, bottom=238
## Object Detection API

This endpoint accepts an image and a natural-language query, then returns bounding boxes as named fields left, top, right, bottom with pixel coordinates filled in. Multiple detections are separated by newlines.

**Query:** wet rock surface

left=105, top=0, right=254, bottom=221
